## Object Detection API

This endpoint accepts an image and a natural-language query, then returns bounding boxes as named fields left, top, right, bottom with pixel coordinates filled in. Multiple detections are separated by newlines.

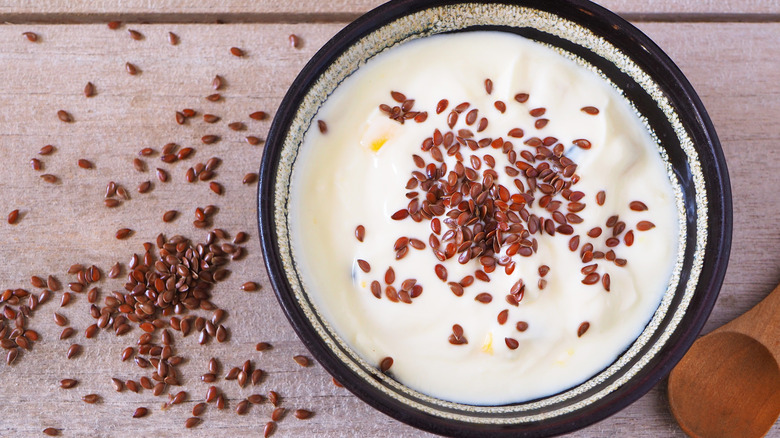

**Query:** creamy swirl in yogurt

left=290, top=31, right=679, bottom=405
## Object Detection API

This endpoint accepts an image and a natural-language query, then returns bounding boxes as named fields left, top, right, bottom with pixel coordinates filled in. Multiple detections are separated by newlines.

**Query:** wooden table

left=0, top=1, right=778, bottom=436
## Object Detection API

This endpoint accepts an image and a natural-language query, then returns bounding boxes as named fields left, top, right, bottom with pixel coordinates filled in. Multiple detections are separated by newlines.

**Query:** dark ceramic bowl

left=258, top=0, right=732, bottom=436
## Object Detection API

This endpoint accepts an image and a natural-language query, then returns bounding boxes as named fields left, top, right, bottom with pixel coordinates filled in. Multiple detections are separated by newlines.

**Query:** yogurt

left=290, top=31, right=679, bottom=405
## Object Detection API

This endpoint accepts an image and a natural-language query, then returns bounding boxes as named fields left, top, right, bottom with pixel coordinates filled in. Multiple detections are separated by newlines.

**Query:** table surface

left=0, top=1, right=778, bottom=437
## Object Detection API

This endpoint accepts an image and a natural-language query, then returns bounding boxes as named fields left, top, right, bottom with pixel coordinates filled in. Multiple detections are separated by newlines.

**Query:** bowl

left=258, top=0, right=732, bottom=436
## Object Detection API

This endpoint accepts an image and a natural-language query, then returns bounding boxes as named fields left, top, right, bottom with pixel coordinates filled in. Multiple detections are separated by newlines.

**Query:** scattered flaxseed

left=82, top=394, right=100, bottom=404
left=84, top=82, right=95, bottom=97
left=57, top=110, right=72, bottom=122
left=268, top=390, right=280, bottom=407
left=7, top=210, right=19, bottom=225
left=229, top=47, right=244, bottom=57
left=162, top=210, right=177, bottom=222
left=209, top=182, right=223, bottom=195
left=107, top=21, right=121, bottom=30
left=43, top=428, right=59, bottom=436
left=60, top=379, right=78, bottom=389
left=39, top=145, right=55, bottom=155
left=59, top=327, right=74, bottom=340
left=272, top=407, right=286, bottom=421
left=294, top=409, right=313, bottom=419
left=578, top=322, right=590, bottom=337
left=40, top=174, right=58, bottom=183
left=293, top=355, right=310, bottom=367
left=128, top=29, right=143, bottom=40
left=132, top=407, right=148, bottom=418
left=245, top=136, right=262, bottom=145
left=249, top=111, right=267, bottom=120
left=263, top=421, right=276, bottom=437
left=168, top=32, right=179, bottom=45
left=185, top=417, right=201, bottom=429
left=201, top=135, right=219, bottom=144
left=115, top=228, right=133, bottom=239
left=289, top=34, right=300, bottom=48
left=22, top=32, right=38, bottom=42
left=125, top=62, right=138, bottom=75
left=240, top=173, right=258, bottom=185
left=235, top=399, right=249, bottom=415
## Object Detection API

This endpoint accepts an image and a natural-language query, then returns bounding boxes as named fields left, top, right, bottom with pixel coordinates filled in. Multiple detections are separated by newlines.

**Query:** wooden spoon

left=668, top=282, right=780, bottom=438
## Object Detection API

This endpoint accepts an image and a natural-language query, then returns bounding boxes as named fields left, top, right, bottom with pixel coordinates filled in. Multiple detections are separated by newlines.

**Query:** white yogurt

left=290, top=32, right=679, bottom=405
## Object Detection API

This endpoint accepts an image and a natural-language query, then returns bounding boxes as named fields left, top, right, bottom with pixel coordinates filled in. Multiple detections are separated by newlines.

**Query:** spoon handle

left=716, top=282, right=780, bottom=361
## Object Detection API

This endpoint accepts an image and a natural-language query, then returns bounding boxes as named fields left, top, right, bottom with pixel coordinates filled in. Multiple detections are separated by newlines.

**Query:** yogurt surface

left=290, top=31, right=679, bottom=405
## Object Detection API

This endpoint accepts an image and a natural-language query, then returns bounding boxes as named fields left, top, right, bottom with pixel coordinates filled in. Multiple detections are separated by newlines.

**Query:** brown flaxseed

left=581, top=106, right=600, bottom=115
left=636, top=221, right=655, bottom=231
left=60, top=379, right=78, bottom=389
left=125, top=62, right=138, bottom=75
left=235, top=399, right=249, bottom=415
left=293, top=355, right=310, bottom=367
left=57, top=110, right=72, bottom=122
left=40, top=174, right=58, bottom=183
left=84, top=82, right=95, bottom=97
left=250, top=111, right=267, bottom=120
left=263, top=421, right=276, bottom=437
left=201, top=135, right=219, bottom=144
left=268, top=390, right=280, bottom=407
left=209, top=182, right=223, bottom=195
left=6, top=209, right=19, bottom=225
left=162, top=210, right=177, bottom=222
left=379, top=356, right=393, bottom=372
left=115, top=228, right=133, bottom=239
left=82, top=394, right=100, bottom=404
left=294, top=409, right=313, bottom=419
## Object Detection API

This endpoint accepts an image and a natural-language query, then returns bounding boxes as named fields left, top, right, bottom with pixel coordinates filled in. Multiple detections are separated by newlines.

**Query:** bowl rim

left=258, top=0, right=732, bottom=436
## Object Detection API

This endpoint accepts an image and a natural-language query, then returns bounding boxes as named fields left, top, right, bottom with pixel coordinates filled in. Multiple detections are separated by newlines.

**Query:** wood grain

left=0, top=0, right=778, bottom=21
left=0, top=18, right=777, bottom=438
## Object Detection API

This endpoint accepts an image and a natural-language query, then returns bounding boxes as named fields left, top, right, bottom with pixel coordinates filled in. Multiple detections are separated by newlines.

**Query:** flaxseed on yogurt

left=291, top=31, right=679, bottom=405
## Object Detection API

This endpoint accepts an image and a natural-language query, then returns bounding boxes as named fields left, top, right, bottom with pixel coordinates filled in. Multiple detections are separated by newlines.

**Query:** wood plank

left=0, top=0, right=778, bottom=21
left=0, top=21, right=777, bottom=437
